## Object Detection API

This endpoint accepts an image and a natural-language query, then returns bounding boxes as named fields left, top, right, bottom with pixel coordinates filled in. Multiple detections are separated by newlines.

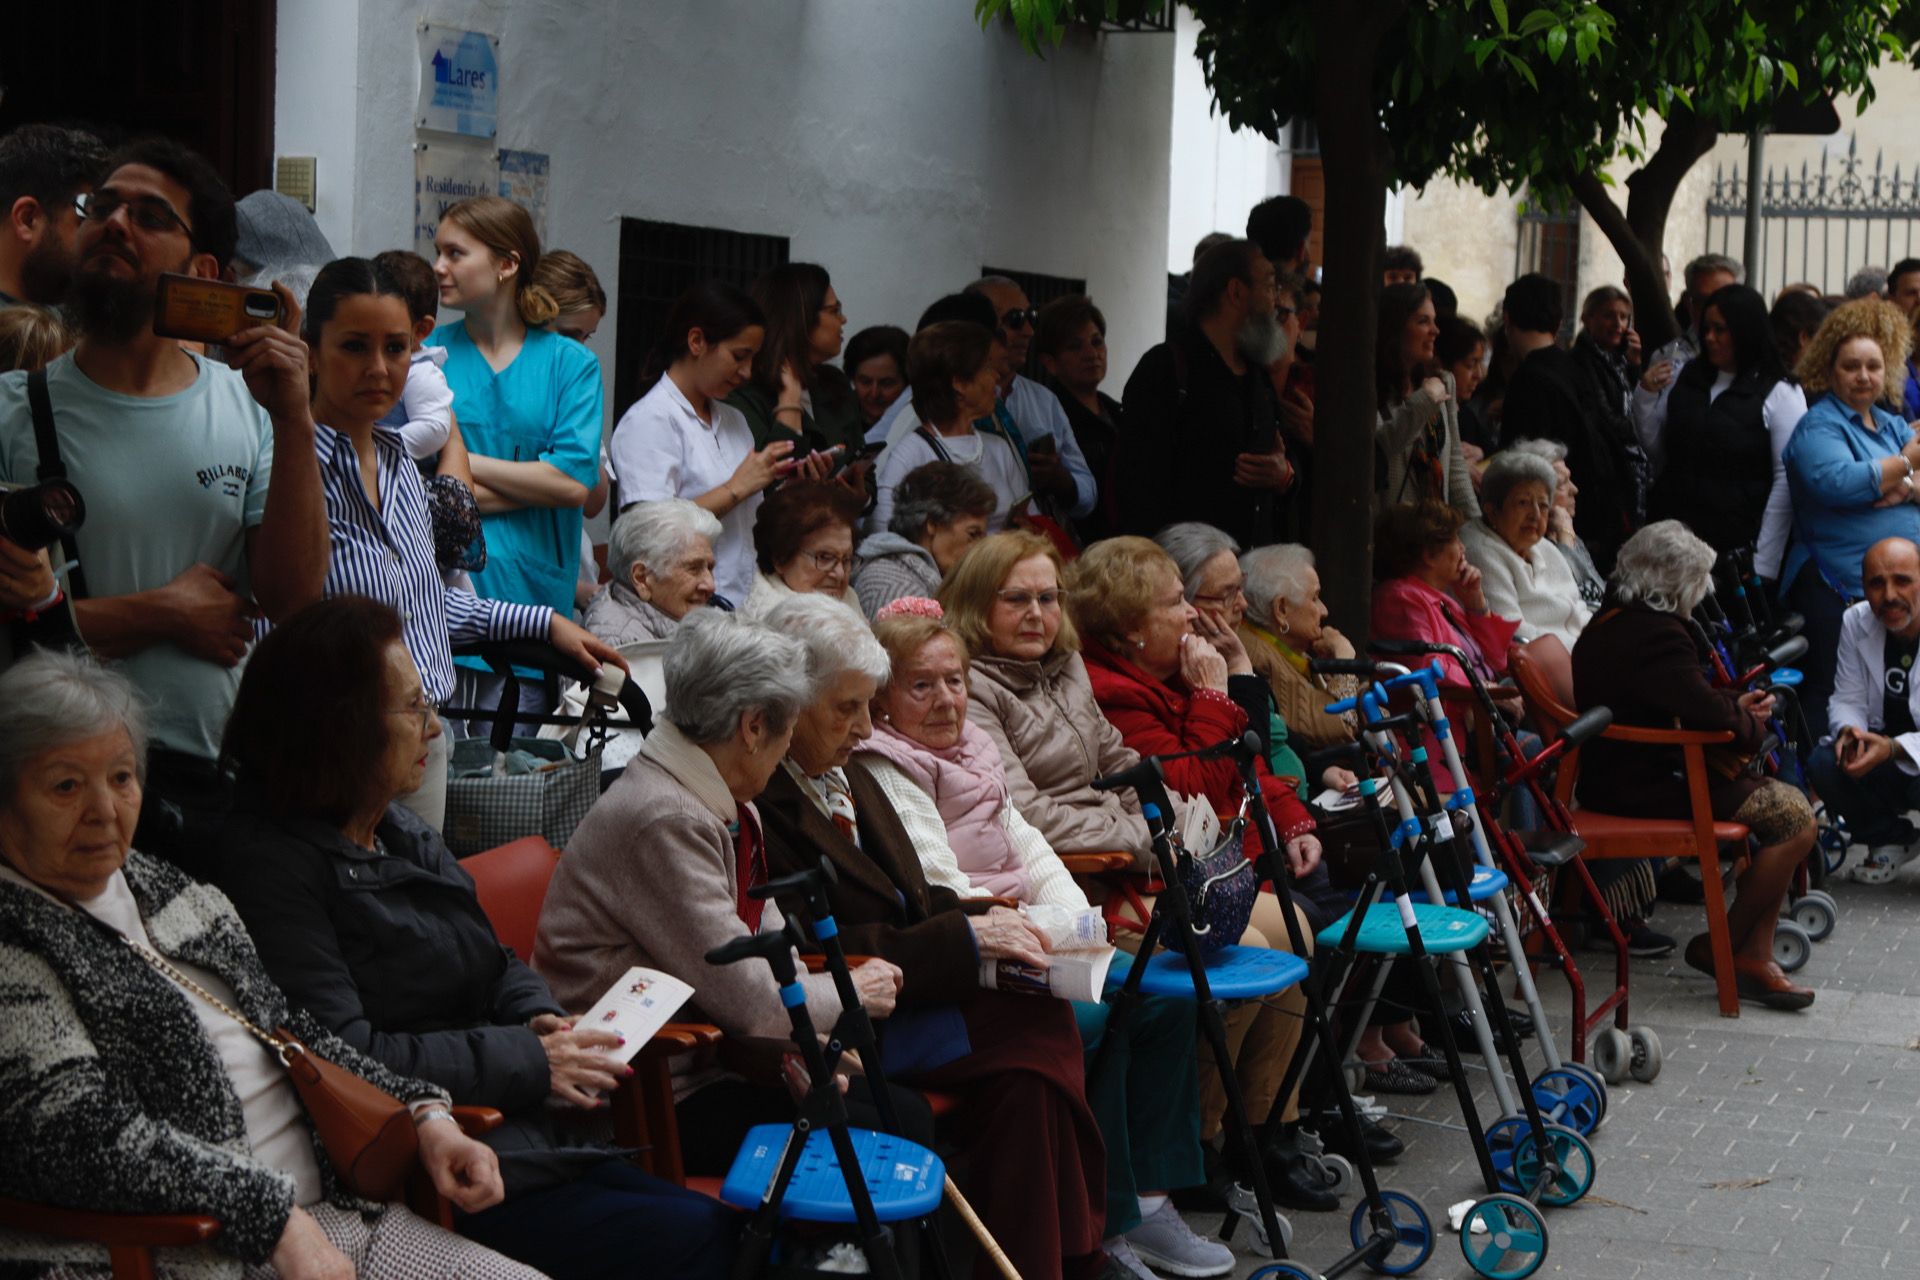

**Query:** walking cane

left=944, top=1176, right=1022, bottom=1280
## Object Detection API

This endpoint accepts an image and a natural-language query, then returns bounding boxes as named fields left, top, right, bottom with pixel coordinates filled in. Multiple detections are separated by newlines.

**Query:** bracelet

left=415, top=1108, right=458, bottom=1128
left=1902, top=453, right=1915, bottom=477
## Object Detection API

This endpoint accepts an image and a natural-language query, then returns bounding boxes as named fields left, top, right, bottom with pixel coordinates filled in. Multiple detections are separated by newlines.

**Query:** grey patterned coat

left=0, top=851, right=451, bottom=1277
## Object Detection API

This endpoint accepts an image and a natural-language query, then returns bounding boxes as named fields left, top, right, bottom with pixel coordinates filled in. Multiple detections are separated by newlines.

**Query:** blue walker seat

left=1408, top=865, right=1510, bottom=906
left=1106, top=943, right=1309, bottom=999
left=1317, top=902, right=1490, bottom=955
left=1772, top=667, right=1803, bottom=687
left=719, top=1124, right=945, bottom=1223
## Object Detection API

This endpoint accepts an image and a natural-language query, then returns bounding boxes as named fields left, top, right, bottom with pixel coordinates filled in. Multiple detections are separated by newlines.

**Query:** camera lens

left=0, top=478, right=86, bottom=552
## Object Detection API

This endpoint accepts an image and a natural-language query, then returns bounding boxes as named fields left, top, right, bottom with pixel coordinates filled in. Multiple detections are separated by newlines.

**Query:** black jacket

left=1117, top=322, right=1284, bottom=547
left=212, top=803, right=603, bottom=1192
left=1501, top=344, right=1634, bottom=570
left=1646, top=363, right=1777, bottom=555
left=1054, top=384, right=1124, bottom=544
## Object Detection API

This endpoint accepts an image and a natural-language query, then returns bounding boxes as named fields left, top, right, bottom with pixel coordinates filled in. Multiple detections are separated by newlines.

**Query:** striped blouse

left=315, top=424, right=550, bottom=702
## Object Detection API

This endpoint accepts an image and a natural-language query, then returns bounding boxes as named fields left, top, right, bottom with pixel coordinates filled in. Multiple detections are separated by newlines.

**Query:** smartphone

left=831, top=440, right=885, bottom=476
left=153, top=274, right=284, bottom=343
left=1026, top=434, right=1058, bottom=458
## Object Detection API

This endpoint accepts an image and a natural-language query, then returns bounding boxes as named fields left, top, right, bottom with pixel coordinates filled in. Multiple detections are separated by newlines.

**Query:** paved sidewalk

left=1180, top=868, right=1920, bottom=1280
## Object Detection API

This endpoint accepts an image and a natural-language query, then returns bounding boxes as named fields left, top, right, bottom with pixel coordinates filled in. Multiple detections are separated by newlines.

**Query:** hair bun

left=519, top=283, right=561, bottom=328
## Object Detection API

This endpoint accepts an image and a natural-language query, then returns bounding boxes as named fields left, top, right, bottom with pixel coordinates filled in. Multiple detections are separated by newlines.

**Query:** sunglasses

left=1000, top=308, right=1039, bottom=332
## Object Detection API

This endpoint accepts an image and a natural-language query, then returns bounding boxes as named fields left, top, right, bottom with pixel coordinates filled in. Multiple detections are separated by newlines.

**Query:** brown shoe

left=1731, top=958, right=1815, bottom=1011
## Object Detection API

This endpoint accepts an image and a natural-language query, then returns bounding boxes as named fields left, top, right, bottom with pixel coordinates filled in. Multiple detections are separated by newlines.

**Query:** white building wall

left=1164, top=6, right=1285, bottom=272
left=274, top=0, right=1175, bottom=421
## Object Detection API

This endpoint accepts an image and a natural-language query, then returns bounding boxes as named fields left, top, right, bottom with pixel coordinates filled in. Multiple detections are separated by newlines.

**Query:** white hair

left=663, top=610, right=813, bottom=744
left=1508, top=437, right=1569, bottom=466
left=608, top=499, right=722, bottom=586
left=1479, top=450, right=1559, bottom=511
left=762, top=593, right=891, bottom=687
left=1240, top=544, right=1317, bottom=624
left=1610, top=520, right=1716, bottom=615
left=1153, top=522, right=1241, bottom=600
left=0, top=649, right=149, bottom=802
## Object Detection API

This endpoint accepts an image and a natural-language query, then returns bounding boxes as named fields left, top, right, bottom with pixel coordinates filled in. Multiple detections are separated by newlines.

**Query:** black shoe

left=1306, top=1111, right=1404, bottom=1164
left=1263, top=1148, right=1340, bottom=1212
left=1447, top=1007, right=1535, bottom=1053
left=1657, top=865, right=1706, bottom=904
left=1169, top=1142, right=1232, bottom=1213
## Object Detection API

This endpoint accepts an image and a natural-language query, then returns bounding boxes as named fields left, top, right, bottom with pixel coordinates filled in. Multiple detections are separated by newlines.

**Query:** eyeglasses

left=1192, top=582, right=1246, bottom=607
left=1000, top=308, right=1039, bottom=332
left=387, top=696, right=435, bottom=731
left=803, top=550, right=856, bottom=574
left=996, top=589, right=1061, bottom=611
left=75, top=190, right=192, bottom=238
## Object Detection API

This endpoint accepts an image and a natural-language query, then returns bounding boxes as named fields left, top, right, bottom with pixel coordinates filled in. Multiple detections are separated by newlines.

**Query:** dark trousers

left=1807, top=743, right=1920, bottom=848
left=674, top=1077, right=935, bottom=1177
left=132, top=746, right=234, bottom=884
left=1787, top=563, right=1853, bottom=752
left=1078, top=992, right=1206, bottom=1237
left=456, top=1157, right=737, bottom=1280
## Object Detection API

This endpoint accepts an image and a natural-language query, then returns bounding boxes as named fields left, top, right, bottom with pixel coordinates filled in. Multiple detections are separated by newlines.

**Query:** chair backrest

left=459, top=836, right=562, bottom=958
left=1509, top=635, right=1580, bottom=802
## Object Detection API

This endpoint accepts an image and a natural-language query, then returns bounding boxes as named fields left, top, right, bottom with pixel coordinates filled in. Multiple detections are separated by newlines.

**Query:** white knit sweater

left=1458, top=517, right=1591, bottom=648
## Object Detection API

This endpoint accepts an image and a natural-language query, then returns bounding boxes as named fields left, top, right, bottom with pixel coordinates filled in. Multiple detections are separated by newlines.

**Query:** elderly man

left=1809, top=537, right=1920, bottom=884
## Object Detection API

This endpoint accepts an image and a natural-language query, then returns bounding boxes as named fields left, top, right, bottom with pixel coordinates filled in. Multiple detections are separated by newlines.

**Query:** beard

left=17, top=239, right=79, bottom=306
left=67, top=253, right=162, bottom=343
left=1235, top=309, right=1291, bottom=367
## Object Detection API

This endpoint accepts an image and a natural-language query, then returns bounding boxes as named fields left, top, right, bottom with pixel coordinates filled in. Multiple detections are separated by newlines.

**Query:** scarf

left=860, top=719, right=1030, bottom=899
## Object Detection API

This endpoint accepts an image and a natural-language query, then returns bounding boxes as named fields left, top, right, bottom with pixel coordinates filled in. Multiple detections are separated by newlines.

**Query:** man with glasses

left=1118, top=239, right=1295, bottom=549
left=0, top=123, right=109, bottom=310
left=0, top=136, right=327, bottom=878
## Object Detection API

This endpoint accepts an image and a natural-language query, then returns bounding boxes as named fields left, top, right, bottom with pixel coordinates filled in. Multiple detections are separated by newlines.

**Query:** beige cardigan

left=532, top=722, right=841, bottom=1096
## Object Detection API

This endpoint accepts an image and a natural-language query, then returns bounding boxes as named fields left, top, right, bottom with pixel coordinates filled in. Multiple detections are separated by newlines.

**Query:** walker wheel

left=1559, top=1061, right=1610, bottom=1120
left=1529, top=1068, right=1603, bottom=1135
left=1322, top=1152, right=1356, bottom=1197
left=1772, top=919, right=1812, bottom=973
left=1791, top=891, right=1837, bottom=943
left=1512, top=1123, right=1597, bottom=1207
left=1591, top=1027, right=1632, bottom=1085
left=1482, top=1116, right=1532, bottom=1194
left=1247, top=1266, right=1320, bottom=1280
left=1225, top=1182, right=1293, bottom=1256
left=1347, top=1063, right=1368, bottom=1095
left=1350, top=1189, right=1435, bottom=1276
left=1460, top=1194, right=1549, bottom=1280
left=1627, top=1026, right=1663, bottom=1083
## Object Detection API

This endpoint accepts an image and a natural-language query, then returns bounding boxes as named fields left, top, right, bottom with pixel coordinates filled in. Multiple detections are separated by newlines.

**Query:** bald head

left=1864, top=538, right=1920, bottom=638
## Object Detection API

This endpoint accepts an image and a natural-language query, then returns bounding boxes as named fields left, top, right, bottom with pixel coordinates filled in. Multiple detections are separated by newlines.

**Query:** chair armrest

left=802, top=954, right=874, bottom=973
left=1060, top=851, right=1135, bottom=875
left=449, top=1105, right=503, bottom=1137
left=958, top=896, right=1017, bottom=915
left=1601, top=724, right=1737, bottom=746
left=0, top=1195, right=221, bottom=1248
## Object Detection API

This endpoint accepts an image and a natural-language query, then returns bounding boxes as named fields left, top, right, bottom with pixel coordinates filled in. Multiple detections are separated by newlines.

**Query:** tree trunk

left=1307, top=0, right=1398, bottom=644
left=1567, top=111, right=1719, bottom=353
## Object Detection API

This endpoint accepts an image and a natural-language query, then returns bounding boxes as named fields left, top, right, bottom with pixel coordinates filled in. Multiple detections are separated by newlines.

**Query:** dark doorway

left=612, top=217, right=789, bottom=418
left=0, top=0, right=276, bottom=197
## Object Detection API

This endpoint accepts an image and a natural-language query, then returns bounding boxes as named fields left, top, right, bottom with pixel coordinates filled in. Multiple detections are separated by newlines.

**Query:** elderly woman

left=1781, top=298, right=1920, bottom=737
left=1156, top=522, right=1360, bottom=798
left=852, top=460, right=996, bottom=617
left=1236, top=544, right=1364, bottom=767
left=1459, top=451, right=1593, bottom=647
left=210, top=597, right=736, bottom=1280
left=752, top=595, right=1112, bottom=1280
left=583, top=498, right=721, bottom=647
left=1573, top=523, right=1818, bottom=1010
left=740, top=478, right=866, bottom=618
left=1371, top=500, right=1521, bottom=705
left=0, top=651, right=535, bottom=1280
left=853, top=603, right=1250, bottom=1270
left=1509, top=437, right=1607, bottom=610
left=532, top=611, right=914, bottom=1173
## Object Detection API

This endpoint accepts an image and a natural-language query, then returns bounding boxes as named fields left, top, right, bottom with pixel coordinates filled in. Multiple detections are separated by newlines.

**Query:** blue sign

left=417, top=26, right=498, bottom=139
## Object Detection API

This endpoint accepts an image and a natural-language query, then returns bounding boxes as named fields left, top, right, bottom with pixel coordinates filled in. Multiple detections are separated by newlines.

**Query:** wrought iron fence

left=1705, top=135, right=1920, bottom=299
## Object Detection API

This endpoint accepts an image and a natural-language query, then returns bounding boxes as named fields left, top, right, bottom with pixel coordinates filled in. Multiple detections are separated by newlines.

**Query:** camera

left=0, top=478, right=87, bottom=552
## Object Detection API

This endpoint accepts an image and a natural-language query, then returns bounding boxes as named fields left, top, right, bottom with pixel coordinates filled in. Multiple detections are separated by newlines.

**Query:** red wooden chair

left=1511, top=640, right=1751, bottom=1017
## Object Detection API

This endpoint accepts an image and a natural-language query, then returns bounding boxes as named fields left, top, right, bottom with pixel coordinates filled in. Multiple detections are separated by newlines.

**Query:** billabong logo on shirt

left=195, top=463, right=252, bottom=499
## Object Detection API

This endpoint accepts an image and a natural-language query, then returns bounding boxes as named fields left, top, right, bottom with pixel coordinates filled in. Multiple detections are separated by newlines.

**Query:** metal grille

left=612, top=218, right=790, bottom=416
left=1514, top=196, right=1581, bottom=344
left=1705, top=135, right=1920, bottom=299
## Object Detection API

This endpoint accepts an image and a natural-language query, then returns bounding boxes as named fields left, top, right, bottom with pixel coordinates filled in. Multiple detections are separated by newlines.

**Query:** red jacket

left=1082, top=642, right=1316, bottom=865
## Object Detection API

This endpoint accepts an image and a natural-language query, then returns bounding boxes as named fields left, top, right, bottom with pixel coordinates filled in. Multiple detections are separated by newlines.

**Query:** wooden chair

left=1059, top=851, right=1152, bottom=939
left=1510, top=639, right=1752, bottom=1017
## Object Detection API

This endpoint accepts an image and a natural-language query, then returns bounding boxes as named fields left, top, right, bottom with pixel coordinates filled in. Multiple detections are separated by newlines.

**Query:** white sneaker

left=1102, top=1237, right=1166, bottom=1280
left=1851, top=844, right=1918, bottom=884
left=1122, top=1202, right=1236, bottom=1277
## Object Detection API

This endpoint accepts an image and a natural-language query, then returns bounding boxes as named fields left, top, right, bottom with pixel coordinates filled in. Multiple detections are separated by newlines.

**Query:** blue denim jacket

left=1781, top=391, right=1920, bottom=597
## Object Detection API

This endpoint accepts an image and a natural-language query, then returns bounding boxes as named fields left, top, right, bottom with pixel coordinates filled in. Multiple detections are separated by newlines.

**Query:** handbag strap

left=115, top=933, right=292, bottom=1059
left=27, top=368, right=90, bottom=601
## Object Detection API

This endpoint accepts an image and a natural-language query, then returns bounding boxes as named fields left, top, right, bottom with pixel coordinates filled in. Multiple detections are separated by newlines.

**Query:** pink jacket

left=860, top=719, right=1030, bottom=900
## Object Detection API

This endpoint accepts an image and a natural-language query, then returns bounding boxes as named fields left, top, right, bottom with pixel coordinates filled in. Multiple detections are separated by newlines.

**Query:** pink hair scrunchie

left=874, top=596, right=945, bottom=622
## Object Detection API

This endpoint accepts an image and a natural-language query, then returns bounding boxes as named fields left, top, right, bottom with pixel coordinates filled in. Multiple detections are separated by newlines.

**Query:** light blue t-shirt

left=429, top=323, right=603, bottom=633
left=0, top=352, right=272, bottom=758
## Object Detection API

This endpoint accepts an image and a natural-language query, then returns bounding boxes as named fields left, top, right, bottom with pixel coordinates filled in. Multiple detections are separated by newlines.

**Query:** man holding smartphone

left=1810, top=537, right=1920, bottom=883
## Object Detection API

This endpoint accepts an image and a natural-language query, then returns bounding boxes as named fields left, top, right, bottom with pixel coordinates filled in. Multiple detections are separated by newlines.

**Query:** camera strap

left=26, top=369, right=89, bottom=600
